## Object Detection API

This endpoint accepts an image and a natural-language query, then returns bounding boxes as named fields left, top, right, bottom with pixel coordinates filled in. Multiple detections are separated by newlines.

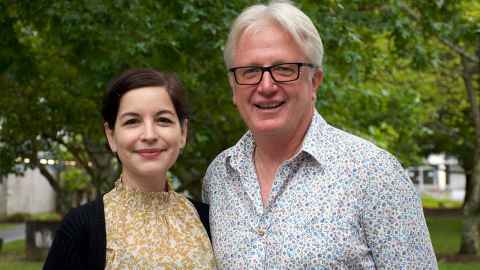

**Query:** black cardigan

left=43, top=195, right=210, bottom=270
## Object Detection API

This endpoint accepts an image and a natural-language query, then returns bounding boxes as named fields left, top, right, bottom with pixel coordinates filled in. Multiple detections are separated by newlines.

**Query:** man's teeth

left=256, top=102, right=283, bottom=109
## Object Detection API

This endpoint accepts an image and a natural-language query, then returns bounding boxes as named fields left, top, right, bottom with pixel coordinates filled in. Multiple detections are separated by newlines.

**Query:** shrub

left=0, top=213, right=31, bottom=223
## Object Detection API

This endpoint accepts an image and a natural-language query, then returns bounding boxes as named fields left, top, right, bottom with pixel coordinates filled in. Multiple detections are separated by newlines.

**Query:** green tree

left=0, top=0, right=247, bottom=210
left=0, top=0, right=436, bottom=216
left=388, top=0, right=480, bottom=254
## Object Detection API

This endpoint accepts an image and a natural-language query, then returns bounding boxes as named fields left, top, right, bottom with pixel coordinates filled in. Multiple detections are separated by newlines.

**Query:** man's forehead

left=233, top=25, right=305, bottom=66
left=240, top=20, right=287, bottom=41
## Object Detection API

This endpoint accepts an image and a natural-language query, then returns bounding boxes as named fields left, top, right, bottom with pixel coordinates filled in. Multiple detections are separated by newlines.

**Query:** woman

left=44, top=69, right=216, bottom=269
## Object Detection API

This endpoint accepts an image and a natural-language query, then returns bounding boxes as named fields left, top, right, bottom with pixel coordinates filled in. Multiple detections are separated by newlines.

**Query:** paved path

left=0, top=223, right=25, bottom=243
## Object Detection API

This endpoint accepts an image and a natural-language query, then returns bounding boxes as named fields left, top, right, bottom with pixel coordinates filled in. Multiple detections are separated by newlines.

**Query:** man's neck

left=253, top=112, right=314, bottom=164
left=252, top=111, right=314, bottom=206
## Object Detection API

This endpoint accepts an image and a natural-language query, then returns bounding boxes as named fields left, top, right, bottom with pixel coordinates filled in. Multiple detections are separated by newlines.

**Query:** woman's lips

left=136, top=148, right=163, bottom=159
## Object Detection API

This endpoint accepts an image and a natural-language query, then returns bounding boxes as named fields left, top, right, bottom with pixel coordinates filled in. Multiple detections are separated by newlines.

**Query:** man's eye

left=241, top=67, right=261, bottom=78
left=273, top=65, right=295, bottom=75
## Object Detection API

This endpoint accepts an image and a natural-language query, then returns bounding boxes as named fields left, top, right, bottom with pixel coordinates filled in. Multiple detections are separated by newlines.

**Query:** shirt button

left=257, top=228, right=265, bottom=236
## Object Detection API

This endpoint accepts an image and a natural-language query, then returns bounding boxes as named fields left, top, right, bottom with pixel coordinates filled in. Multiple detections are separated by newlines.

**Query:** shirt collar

left=301, top=110, right=330, bottom=164
left=227, top=110, right=330, bottom=168
left=228, top=131, right=255, bottom=172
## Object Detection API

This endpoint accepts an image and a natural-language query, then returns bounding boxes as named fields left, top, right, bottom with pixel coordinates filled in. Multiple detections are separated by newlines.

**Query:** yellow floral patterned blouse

left=104, top=180, right=216, bottom=269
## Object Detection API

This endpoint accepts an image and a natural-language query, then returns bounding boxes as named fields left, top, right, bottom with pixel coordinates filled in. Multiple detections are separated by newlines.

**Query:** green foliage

left=27, top=212, right=62, bottom=222
left=1, top=0, right=474, bottom=206
left=0, top=223, right=16, bottom=230
left=0, top=212, right=60, bottom=223
left=0, top=213, right=31, bottom=223
left=0, top=0, right=251, bottom=201
left=384, top=1, right=479, bottom=173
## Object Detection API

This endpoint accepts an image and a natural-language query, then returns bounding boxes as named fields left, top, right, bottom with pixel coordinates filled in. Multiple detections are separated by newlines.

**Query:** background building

left=0, top=169, right=55, bottom=216
left=408, top=154, right=466, bottom=201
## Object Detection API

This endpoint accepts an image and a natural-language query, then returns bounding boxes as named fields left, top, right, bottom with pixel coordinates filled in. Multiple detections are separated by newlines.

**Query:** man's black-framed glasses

left=229, top=62, right=316, bottom=85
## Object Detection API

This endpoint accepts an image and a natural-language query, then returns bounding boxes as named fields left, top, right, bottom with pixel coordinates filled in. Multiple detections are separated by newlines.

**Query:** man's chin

left=250, top=122, right=287, bottom=136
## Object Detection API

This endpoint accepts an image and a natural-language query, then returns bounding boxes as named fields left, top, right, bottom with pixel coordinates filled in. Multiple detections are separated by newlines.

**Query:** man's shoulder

left=328, top=125, right=380, bottom=150
left=307, top=112, right=386, bottom=163
left=313, top=122, right=387, bottom=161
left=317, top=125, right=412, bottom=190
left=329, top=124, right=410, bottom=175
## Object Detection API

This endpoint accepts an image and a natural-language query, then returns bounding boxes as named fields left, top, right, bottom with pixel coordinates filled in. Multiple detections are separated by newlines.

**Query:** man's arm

left=361, top=151, right=438, bottom=269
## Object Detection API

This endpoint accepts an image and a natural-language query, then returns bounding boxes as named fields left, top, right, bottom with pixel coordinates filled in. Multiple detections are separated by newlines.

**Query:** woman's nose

left=141, top=121, right=157, bottom=142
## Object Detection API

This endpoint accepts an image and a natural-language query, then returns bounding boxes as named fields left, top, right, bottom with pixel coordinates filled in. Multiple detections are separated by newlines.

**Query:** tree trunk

left=459, top=54, right=480, bottom=255
left=463, top=172, right=472, bottom=209
left=460, top=157, right=480, bottom=254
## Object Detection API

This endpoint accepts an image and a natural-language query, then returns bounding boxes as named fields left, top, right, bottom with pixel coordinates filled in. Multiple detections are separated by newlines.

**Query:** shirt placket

left=261, top=159, right=300, bottom=269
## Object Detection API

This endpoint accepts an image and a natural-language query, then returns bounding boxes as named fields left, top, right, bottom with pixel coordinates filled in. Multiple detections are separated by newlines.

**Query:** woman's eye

left=123, top=119, right=139, bottom=125
left=157, top=117, right=174, bottom=124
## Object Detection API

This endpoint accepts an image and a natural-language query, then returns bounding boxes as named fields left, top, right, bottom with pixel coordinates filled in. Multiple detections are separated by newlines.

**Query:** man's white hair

left=224, top=0, right=324, bottom=70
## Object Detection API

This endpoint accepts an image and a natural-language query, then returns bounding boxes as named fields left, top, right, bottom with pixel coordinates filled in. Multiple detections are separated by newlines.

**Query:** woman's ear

left=180, top=119, right=188, bottom=148
left=104, top=122, right=117, bottom=153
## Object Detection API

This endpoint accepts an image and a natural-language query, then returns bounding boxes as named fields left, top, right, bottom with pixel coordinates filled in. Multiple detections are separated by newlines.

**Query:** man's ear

left=104, top=122, right=117, bottom=153
left=312, top=69, right=323, bottom=90
left=311, top=69, right=323, bottom=101
left=229, top=75, right=238, bottom=106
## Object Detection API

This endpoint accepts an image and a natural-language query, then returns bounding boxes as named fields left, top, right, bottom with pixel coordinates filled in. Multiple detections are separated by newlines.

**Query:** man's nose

left=257, top=70, right=276, bottom=93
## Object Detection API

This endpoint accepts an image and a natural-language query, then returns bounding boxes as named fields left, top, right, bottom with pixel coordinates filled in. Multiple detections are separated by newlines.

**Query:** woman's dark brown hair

left=102, top=68, right=189, bottom=130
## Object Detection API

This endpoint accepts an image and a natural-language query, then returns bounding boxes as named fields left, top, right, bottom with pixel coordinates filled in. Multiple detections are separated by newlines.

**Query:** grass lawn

left=438, top=262, right=480, bottom=270
left=427, top=216, right=480, bottom=269
left=0, top=240, right=42, bottom=270
left=422, top=195, right=463, bottom=209
left=427, top=216, right=463, bottom=255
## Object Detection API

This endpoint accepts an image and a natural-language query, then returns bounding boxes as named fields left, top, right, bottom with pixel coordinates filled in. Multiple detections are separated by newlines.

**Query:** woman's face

left=105, top=86, right=187, bottom=182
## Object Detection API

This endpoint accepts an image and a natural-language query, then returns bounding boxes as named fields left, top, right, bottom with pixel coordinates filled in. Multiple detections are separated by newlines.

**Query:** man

left=202, top=0, right=437, bottom=269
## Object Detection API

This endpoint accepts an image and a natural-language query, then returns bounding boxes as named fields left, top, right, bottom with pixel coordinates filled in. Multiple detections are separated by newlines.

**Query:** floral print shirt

left=203, top=110, right=437, bottom=269
left=104, top=180, right=216, bottom=269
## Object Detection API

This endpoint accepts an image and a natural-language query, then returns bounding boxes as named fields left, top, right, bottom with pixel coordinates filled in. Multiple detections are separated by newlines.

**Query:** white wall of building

left=409, top=153, right=466, bottom=201
left=0, top=168, right=55, bottom=215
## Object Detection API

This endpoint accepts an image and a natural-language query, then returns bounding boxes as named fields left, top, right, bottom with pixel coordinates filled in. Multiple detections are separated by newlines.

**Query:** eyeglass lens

left=235, top=63, right=300, bottom=84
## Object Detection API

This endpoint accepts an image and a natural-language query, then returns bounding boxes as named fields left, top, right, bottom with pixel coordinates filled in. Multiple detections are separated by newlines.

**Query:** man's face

left=230, top=22, right=323, bottom=138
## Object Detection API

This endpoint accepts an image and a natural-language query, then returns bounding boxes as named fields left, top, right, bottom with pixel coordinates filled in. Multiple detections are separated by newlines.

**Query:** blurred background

left=0, top=0, right=479, bottom=269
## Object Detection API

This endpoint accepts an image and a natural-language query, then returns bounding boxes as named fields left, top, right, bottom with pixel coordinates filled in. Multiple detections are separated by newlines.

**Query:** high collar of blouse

left=112, top=179, right=174, bottom=212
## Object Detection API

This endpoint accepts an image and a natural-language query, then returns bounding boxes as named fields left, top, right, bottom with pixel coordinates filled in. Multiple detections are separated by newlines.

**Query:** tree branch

left=29, top=140, right=61, bottom=193
left=398, top=2, right=478, bottom=63
left=51, top=136, right=96, bottom=177
left=462, top=56, right=480, bottom=150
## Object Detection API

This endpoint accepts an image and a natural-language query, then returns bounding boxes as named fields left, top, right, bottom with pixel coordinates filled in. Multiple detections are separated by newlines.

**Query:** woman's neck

left=121, top=172, right=167, bottom=192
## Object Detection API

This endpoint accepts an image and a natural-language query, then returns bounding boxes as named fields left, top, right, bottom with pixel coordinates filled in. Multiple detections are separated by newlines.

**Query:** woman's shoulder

left=44, top=197, right=106, bottom=270
left=58, top=197, right=104, bottom=239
